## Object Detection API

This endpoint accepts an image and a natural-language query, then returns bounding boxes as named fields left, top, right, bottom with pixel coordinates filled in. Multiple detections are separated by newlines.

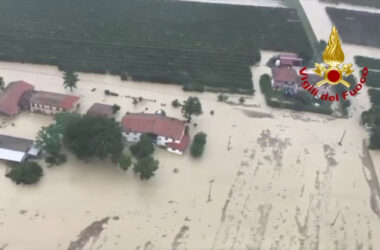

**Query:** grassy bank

left=0, top=0, right=312, bottom=91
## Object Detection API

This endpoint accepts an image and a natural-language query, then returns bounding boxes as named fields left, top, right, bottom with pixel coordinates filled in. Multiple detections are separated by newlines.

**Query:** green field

left=0, top=0, right=312, bottom=91
left=321, top=0, right=380, bottom=8
left=326, top=8, right=380, bottom=48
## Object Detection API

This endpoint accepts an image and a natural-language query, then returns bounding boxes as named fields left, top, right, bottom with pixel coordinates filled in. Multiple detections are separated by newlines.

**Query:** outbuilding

left=0, top=135, right=40, bottom=162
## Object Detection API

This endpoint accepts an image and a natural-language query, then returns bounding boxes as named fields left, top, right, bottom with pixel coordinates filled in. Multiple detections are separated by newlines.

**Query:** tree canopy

left=181, top=96, right=203, bottom=121
left=119, top=152, right=132, bottom=171
left=6, top=161, right=43, bottom=185
left=63, top=115, right=124, bottom=161
left=130, top=134, right=154, bottom=159
left=133, top=156, right=159, bottom=180
left=191, top=132, right=207, bottom=158
left=63, top=70, right=79, bottom=91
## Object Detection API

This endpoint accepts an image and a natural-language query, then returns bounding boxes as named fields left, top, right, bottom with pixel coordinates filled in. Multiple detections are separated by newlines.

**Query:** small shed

left=86, top=103, right=114, bottom=118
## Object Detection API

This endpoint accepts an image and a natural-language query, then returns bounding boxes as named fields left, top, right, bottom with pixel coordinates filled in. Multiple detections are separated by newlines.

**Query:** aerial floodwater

left=0, top=0, right=379, bottom=249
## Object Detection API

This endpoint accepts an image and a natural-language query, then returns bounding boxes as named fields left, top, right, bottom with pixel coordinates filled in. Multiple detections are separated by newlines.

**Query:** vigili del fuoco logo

left=299, top=26, right=368, bottom=102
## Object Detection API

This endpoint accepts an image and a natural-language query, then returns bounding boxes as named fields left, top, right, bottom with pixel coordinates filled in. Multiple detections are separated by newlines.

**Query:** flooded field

left=0, top=58, right=379, bottom=249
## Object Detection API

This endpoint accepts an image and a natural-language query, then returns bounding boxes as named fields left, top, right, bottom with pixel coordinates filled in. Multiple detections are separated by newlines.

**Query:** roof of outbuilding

left=0, top=81, right=35, bottom=116
left=121, top=113, right=185, bottom=140
left=0, top=134, right=33, bottom=152
left=167, top=134, right=190, bottom=152
left=87, top=103, right=114, bottom=118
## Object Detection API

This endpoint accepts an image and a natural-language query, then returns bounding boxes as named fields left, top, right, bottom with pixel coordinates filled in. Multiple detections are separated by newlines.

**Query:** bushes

left=172, top=99, right=181, bottom=108
left=105, top=89, right=119, bottom=97
left=191, top=132, right=207, bottom=158
left=368, top=89, right=380, bottom=106
left=182, top=84, right=205, bottom=93
left=119, top=153, right=132, bottom=171
left=6, top=161, right=43, bottom=185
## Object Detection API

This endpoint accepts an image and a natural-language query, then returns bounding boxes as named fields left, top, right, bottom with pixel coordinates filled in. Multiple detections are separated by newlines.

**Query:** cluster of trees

left=363, top=91, right=380, bottom=149
left=355, top=56, right=380, bottom=70
left=121, top=134, right=159, bottom=180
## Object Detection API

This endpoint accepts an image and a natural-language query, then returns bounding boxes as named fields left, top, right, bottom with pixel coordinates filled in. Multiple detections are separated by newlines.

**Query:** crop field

left=326, top=8, right=380, bottom=48
left=0, top=0, right=312, bottom=91
left=321, top=0, right=380, bottom=8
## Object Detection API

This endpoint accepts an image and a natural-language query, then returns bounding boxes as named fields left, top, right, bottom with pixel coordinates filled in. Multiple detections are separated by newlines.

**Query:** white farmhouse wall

left=156, top=136, right=173, bottom=146
left=123, top=132, right=142, bottom=142
left=167, top=147, right=183, bottom=155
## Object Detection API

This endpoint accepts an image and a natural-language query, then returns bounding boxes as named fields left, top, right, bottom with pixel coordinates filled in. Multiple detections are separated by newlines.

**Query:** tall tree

left=63, top=70, right=79, bottom=91
left=181, top=96, right=203, bottom=122
left=133, top=156, right=159, bottom=180
left=130, top=134, right=154, bottom=159
left=0, top=77, right=5, bottom=90
left=191, top=132, right=207, bottom=158
left=36, top=125, right=61, bottom=156
left=63, top=115, right=123, bottom=161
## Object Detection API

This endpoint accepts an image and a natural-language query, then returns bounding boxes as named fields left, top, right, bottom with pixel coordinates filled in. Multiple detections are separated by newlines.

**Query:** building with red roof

left=272, top=68, right=299, bottom=95
left=121, top=112, right=189, bottom=155
left=29, top=91, right=80, bottom=115
left=278, top=53, right=302, bottom=67
left=0, top=81, right=34, bottom=116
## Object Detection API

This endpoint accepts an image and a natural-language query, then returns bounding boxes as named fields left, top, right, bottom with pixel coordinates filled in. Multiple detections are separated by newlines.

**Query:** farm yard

left=0, top=0, right=312, bottom=92
left=326, top=8, right=380, bottom=48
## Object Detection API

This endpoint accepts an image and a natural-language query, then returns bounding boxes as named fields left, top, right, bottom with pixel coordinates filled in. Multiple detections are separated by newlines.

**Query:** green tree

left=172, top=99, right=181, bottom=108
left=63, top=116, right=123, bottom=161
left=181, top=96, right=203, bottom=122
left=130, top=134, right=154, bottom=159
left=191, top=132, right=207, bottom=158
left=119, top=153, right=132, bottom=171
left=6, top=161, right=43, bottom=185
left=36, top=124, right=67, bottom=166
left=0, top=77, right=5, bottom=90
left=63, top=70, right=79, bottom=91
left=112, top=104, right=121, bottom=114
left=54, top=112, right=82, bottom=134
left=133, top=156, right=159, bottom=180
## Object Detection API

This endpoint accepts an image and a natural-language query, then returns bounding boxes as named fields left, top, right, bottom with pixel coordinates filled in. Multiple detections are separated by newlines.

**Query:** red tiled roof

left=122, top=113, right=185, bottom=140
left=167, top=134, right=190, bottom=152
left=87, top=103, right=114, bottom=118
left=30, top=91, right=79, bottom=110
left=273, top=68, right=298, bottom=83
left=0, top=81, right=34, bottom=116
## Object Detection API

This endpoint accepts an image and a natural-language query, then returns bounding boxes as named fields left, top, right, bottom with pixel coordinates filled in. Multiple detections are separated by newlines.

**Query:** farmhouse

left=87, top=103, right=114, bottom=118
left=0, top=134, right=40, bottom=162
left=278, top=53, right=302, bottom=67
left=0, top=81, right=34, bottom=116
left=29, top=91, right=80, bottom=115
left=121, top=112, right=190, bottom=155
left=272, top=67, right=299, bottom=95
